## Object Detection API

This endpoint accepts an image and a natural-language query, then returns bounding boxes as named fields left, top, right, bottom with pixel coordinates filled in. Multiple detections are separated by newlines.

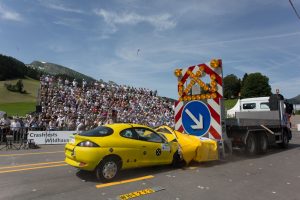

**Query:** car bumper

left=65, top=143, right=106, bottom=171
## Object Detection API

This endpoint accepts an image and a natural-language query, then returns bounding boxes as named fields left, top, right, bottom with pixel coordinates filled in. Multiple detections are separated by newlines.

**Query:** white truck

left=226, top=97, right=270, bottom=118
left=224, top=94, right=292, bottom=155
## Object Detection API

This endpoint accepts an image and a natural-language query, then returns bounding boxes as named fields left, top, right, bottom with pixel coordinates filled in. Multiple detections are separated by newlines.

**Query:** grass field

left=224, top=99, right=238, bottom=110
left=0, top=102, right=36, bottom=116
left=0, top=78, right=39, bottom=116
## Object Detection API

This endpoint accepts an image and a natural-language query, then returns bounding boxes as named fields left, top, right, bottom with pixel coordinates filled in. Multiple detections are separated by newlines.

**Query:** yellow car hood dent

left=174, top=130, right=200, bottom=164
left=157, top=126, right=218, bottom=164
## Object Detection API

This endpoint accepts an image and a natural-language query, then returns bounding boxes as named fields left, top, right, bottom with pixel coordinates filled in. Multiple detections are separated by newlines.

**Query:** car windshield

left=79, top=126, right=113, bottom=137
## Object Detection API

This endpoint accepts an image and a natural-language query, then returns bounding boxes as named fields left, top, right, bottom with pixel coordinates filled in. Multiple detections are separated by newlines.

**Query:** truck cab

left=227, top=97, right=270, bottom=118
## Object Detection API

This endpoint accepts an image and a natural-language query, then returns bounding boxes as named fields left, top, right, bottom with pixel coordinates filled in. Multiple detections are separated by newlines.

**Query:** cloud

left=271, top=77, right=300, bottom=98
left=94, top=9, right=176, bottom=31
left=0, top=3, right=22, bottom=21
left=53, top=18, right=83, bottom=30
left=42, top=2, right=83, bottom=14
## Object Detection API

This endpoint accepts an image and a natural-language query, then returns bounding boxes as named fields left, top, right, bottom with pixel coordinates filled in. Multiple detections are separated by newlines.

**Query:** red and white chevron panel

left=174, top=60, right=223, bottom=140
left=174, top=100, right=184, bottom=133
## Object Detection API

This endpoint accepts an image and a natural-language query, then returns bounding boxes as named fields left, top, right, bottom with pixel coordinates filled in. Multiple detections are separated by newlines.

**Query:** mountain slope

left=28, top=61, right=95, bottom=82
left=288, top=95, right=300, bottom=104
left=0, top=54, right=40, bottom=81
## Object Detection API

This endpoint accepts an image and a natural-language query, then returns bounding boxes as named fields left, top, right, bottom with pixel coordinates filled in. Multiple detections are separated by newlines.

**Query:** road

left=0, top=132, right=300, bottom=200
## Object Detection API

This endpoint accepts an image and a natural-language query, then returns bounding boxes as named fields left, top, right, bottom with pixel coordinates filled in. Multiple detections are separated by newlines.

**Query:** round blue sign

left=182, top=101, right=211, bottom=136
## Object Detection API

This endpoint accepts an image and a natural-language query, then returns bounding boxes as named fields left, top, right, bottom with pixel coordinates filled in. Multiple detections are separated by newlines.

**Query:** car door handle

left=141, top=146, right=146, bottom=148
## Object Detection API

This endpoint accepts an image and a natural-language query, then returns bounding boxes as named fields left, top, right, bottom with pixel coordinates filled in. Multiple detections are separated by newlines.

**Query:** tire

left=172, top=151, right=185, bottom=168
left=95, top=157, right=120, bottom=182
left=245, top=133, right=258, bottom=155
left=280, top=130, right=289, bottom=148
left=257, top=134, right=268, bottom=154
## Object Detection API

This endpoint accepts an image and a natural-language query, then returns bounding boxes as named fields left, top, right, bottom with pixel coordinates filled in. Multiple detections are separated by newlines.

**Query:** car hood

left=157, top=126, right=218, bottom=164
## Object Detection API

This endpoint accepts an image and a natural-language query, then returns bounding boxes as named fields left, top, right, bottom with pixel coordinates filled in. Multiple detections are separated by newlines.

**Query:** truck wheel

left=257, top=134, right=268, bottom=154
left=245, top=133, right=258, bottom=155
left=280, top=131, right=289, bottom=148
left=95, top=157, right=120, bottom=182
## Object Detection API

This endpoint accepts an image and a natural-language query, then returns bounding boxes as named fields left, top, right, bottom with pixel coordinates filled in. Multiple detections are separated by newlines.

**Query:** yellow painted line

left=0, top=161, right=65, bottom=170
left=96, top=175, right=154, bottom=189
left=0, top=163, right=68, bottom=174
left=0, top=151, right=64, bottom=157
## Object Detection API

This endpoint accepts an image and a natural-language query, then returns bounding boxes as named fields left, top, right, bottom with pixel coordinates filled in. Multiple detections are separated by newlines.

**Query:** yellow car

left=65, top=123, right=181, bottom=182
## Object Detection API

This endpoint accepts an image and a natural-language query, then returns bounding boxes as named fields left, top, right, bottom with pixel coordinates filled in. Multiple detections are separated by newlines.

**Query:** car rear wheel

left=96, top=157, right=120, bottom=182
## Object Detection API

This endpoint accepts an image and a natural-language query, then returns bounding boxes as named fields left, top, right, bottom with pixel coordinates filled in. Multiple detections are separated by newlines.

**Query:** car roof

left=104, top=123, right=151, bottom=130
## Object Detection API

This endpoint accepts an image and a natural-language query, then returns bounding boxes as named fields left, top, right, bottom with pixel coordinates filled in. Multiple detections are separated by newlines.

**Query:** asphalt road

left=1, top=132, right=300, bottom=200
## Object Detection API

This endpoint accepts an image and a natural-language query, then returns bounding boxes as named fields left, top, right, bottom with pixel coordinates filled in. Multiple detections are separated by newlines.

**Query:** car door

left=118, top=128, right=145, bottom=169
left=133, top=128, right=173, bottom=166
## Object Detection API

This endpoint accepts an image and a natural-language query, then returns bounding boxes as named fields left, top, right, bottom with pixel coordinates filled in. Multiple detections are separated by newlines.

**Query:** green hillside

left=0, top=78, right=39, bottom=116
left=0, top=78, right=39, bottom=103
left=225, top=99, right=238, bottom=110
left=288, top=95, right=300, bottom=104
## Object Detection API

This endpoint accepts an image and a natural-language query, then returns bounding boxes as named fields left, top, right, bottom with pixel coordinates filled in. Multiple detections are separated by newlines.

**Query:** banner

left=28, top=131, right=77, bottom=145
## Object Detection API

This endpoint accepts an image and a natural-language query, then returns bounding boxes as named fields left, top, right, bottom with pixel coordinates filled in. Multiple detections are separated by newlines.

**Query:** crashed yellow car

left=155, top=126, right=219, bottom=164
left=65, top=123, right=181, bottom=182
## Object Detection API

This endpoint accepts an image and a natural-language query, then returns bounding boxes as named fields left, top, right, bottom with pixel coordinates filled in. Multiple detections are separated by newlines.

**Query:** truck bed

left=225, top=111, right=281, bottom=127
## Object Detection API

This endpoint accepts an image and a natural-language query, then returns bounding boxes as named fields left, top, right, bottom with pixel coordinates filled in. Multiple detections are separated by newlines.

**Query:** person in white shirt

left=76, top=119, right=85, bottom=132
left=10, top=119, right=21, bottom=142
left=56, top=114, right=65, bottom=130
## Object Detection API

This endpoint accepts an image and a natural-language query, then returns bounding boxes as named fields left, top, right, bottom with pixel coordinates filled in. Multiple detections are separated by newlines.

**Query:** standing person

left=48, top=118, right=57, bottom=131
left=65, top=78, right=69, bottom=86
left=82, top=79, right=87, bottom=89
left=10, top=118, right=21, bottom=143
left=76, top=119, right=85, bottom=132
left=72, top=79, right=78, bottom=88
left=56, top=114, right=65, bottom=130
left=285, top=100, right=294, bottom=129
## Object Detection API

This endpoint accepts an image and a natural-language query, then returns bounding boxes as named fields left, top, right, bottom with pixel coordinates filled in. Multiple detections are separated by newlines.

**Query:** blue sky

left=0, top=0, right=300, bottom=99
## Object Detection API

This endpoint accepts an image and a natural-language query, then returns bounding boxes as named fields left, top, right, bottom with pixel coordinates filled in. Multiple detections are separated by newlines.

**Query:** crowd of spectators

left=0, top=75, right=175, bottom=141
left=35, top=75, right=174, bottom=132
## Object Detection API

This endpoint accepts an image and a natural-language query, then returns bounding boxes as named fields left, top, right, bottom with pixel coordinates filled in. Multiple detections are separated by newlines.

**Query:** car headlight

left=77, top=141, right=99, bottom=147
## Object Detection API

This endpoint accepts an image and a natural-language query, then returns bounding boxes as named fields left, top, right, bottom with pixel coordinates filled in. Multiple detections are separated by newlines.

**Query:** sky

left=0, top=0, right=300, bottom=99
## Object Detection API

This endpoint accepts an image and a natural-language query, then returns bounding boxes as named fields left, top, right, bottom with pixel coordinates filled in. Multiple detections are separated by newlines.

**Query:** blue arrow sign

left=182, top=101, right=211, bottom=136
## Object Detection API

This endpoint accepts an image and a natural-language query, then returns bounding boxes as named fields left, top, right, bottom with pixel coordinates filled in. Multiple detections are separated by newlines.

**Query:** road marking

left=0, top=163, right=68, bottom=174
left=0, top=161, right=65, bottom=170
left=0, top=151, right=64, bottom=157
left=95, top=175, right=154, bottom=189
left=187, top=166, right=198, bottom=170
left=117, top=186, right=165, bottom=200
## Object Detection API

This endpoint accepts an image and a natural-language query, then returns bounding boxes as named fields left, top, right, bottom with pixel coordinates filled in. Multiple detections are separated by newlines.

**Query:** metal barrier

left=0, top=126, right=77, bottom=150
left=0, top=127, right=30, bottom=150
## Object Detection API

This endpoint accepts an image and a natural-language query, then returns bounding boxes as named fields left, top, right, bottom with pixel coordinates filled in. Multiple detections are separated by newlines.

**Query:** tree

left=223, top=74, right=241, bottom=99
left=16, top=79, right=24, bottom=93
left=241, top=73, right=248, bottom=87
left=240, top=73, right=272, bottom=98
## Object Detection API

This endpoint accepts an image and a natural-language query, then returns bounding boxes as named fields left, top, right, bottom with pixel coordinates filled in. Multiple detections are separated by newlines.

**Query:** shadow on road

left=75, top=142, right=300, bottom=183
left=75, top=164, right=179, bottom=183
